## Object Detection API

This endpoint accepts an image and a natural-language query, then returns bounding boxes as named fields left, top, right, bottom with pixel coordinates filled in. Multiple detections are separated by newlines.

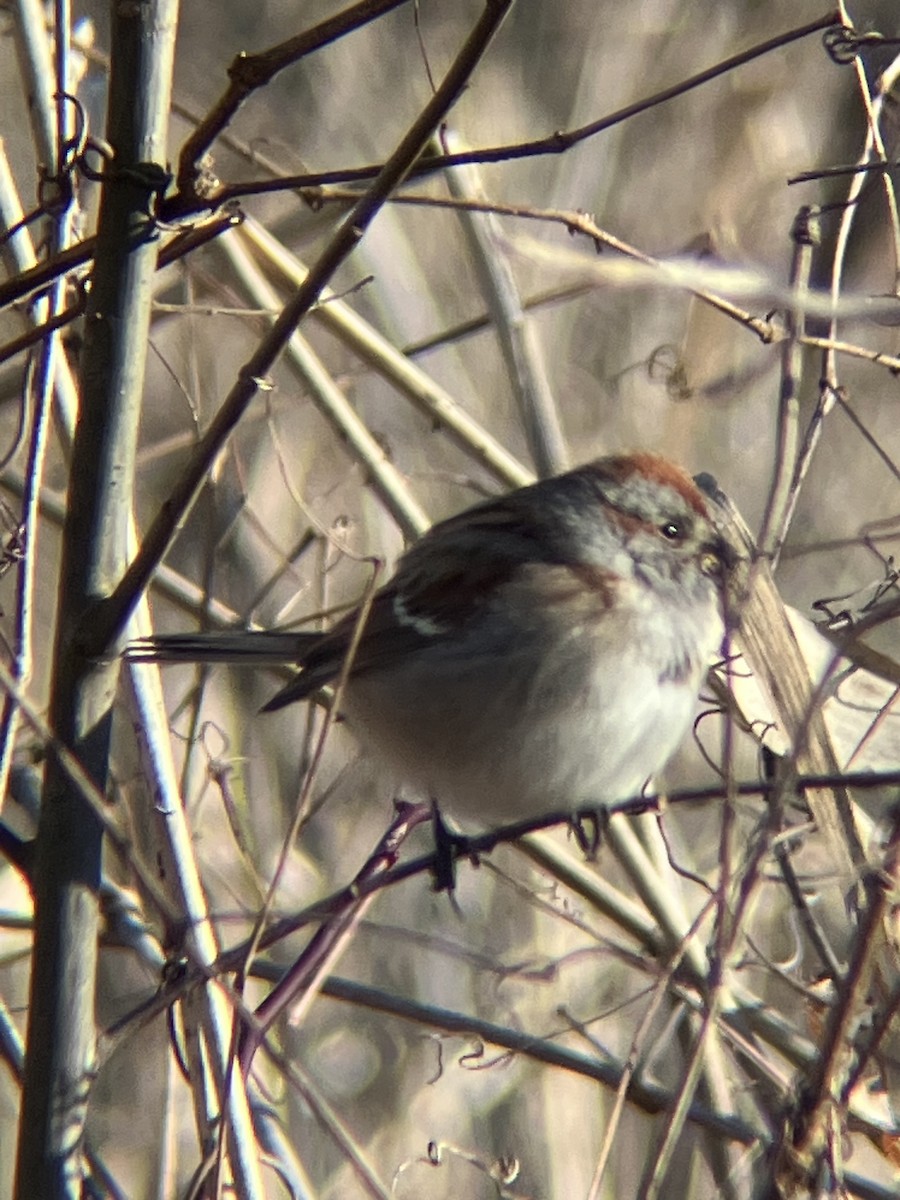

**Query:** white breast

left=340, top=587, right=722, bottom=824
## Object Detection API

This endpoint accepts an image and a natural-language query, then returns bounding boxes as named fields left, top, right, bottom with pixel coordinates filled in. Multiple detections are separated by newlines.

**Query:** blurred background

left=1, top=1, right=899, bottom=1196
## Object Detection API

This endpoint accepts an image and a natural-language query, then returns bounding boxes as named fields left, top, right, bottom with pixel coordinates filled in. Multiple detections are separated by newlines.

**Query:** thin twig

left=439, top=128, right=568, bottom=477
left=779, top=26, right=900, bottom=552
left=218, top=229, right=431, bottom=539
left=176, top=0, right=413, bottom=195
left=758, top=206, right=818, bottom=563
left=241, top=216, right=534, bottom=488
left=197, top=11, right=843, bottom=216
left=765, top=810, right=900, bottom=1198
left=0, top=211, right=241, bottom=368
left=90, top=0, right=517, bottom=656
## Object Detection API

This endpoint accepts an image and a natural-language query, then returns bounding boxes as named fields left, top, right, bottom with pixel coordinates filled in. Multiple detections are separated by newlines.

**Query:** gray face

left=505, top=460, right=729, bottom=604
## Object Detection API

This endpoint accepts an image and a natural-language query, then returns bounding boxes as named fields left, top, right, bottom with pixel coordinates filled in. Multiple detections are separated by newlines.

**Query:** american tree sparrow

left=134, top=453, right=738, bottom=825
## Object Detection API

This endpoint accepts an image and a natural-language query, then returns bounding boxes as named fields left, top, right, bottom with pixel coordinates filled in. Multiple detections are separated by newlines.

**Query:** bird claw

left=569, top=806, right=608, bottom=859
left=431, top=804, right=476, bottom=893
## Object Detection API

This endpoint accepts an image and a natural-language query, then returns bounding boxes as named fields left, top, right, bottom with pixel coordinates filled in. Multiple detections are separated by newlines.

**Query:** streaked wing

left=261, top=589, right=434, bottom=710
left=267, top=497, right=543, bottom=709
left=132, top=484, right=572, bottom=713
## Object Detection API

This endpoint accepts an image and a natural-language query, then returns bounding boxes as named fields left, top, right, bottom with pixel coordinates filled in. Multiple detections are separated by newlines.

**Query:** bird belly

left=340, top=629, right=705, bottom=825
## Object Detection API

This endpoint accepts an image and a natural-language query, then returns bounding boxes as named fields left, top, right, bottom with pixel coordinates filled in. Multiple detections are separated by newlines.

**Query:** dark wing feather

left=264, top=493, right=551, bottom=710
left=260, top=590, right=434, bottom=710
left=127, top=631, right=322, bottom=665
left=135, top=478, right=590, bottom=714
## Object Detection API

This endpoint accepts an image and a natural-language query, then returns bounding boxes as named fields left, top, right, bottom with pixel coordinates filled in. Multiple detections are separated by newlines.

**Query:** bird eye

left=660, top=520, right=684, bottom=541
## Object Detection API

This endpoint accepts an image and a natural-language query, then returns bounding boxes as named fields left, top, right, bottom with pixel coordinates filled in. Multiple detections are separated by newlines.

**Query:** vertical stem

left=14, top=2, right=180, bottom=1196
left=94, top=0, right=516, bottom=651
left=757, top=205, right=817, bottom=563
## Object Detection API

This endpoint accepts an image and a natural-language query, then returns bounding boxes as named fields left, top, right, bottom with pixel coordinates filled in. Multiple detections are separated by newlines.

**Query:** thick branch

left=14, top=2, right=180, bottom=1196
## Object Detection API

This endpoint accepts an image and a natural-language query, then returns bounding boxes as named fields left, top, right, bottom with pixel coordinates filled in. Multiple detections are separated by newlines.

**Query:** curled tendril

left=75, top=136, right=116, bottom=182
left=646, top=344, right=693, bottom=402
left=40, top=90, right=172, bottom=217
left=823, top=25, right=900, bottom=65
left=33, top=93, right=91, bottom=216
left=57, top=91, right=89, bottom=171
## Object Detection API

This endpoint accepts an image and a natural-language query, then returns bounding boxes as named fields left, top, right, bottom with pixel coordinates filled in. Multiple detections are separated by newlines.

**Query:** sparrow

left=132, top=453, right=738, bottom=826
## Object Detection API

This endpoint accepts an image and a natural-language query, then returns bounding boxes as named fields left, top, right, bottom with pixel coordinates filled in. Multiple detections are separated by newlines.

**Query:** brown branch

left=186, top=10, right=843, bottom=216
left=89, top=0, right=516, bottom=656
left=176, top=0, right=413, bottom=196
left=194, top=767, right=900, bottom=971
left=0, top=237, right=93, bottom=313
left=766, top=810, right=900, bottom=1198
left=0, top=211, right=241, bottom=368
left=238, top=801, right=431, bottom=1077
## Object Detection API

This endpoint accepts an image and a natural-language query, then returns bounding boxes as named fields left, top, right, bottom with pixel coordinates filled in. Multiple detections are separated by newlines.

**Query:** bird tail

left=126, top=631, right=321, bottom=666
